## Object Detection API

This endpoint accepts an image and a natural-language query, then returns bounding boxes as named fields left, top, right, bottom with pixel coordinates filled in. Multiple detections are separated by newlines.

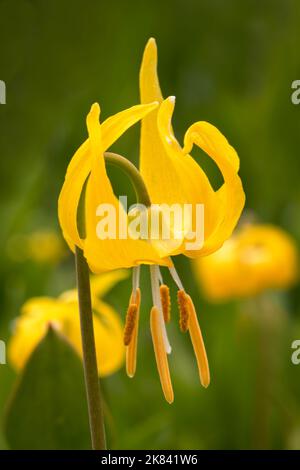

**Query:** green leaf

left=4, top=326, right=91, bottom=449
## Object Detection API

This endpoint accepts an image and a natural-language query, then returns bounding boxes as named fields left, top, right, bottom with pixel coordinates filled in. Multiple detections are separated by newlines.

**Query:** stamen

left=123, top=303, right=138, bottom=346
left=177, top=289, right=189, bottom=332
left=150, top=306, right=174, bottom=404
left=150, top=265, right=171, bottom=354
left=126, top=288, right=141, bottom=378
left=157, top=266, right=163, bottom=285
left=160, top=284, right=171, bottom=323
left=132, top=265, right=140, bottom=298
left=185, top=295, right=210, bottom=388
left=169, top=265, right=184, bottom=291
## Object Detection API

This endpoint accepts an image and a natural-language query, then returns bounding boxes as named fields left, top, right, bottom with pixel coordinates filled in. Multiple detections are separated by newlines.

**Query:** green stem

left=104, top=152, right=151, bottom=206
left=75, top=246, right=106, bottom=450
left=74, top=151, right=149, bottom=449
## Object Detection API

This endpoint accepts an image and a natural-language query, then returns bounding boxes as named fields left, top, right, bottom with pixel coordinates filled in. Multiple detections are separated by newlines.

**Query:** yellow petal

left=8, top=298, right=64, bottom=370
left=58, top=100, right=160, bottom=254
left=9, top=292, right=125, bottom=377
left=140, top=38, right=245, bottom=258
left=101, top=101, right=159, bottom=150
left=90, top=270, right=129, bottom=298
left=93, top=300, right=125, bottom=377
left=58, top=125, right=96, bottom=251
left=60, top=271, right=129, bottom=306
left=142, top=95, right=219, bottom=255
left=183, top=121, right=245, bottom=256
left=83, top=103, right=171, bottom=272
left=140, top=38, right=163, bottom=104
left=64, top=299, right=125, bottom=377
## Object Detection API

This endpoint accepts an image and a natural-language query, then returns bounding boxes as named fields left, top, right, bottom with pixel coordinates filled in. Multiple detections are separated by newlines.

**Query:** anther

left=177, top=289, right=189, bottom=332
left=124, top=303, right=138, bottom=346
left=160, top=284, right=171, bottom=323
left=126, top=288, right=141, bottom=378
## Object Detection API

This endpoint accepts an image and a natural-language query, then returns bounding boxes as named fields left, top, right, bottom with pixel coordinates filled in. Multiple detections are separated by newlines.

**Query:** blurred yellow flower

left=6, top=230, right=66, bottom=264
left=26, top=231, right=67, bottom=264
left=194, top=224, right=298, bottom=301
left=8, top=270, right=128, bottom=376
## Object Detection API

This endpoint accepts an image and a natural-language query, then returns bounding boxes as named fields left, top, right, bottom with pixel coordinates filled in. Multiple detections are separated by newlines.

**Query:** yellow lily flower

left=122, top=38, right=245, bottom=402
left=8, top=270, right=128, bottom=376
left=194, top=224, right=298, bottom=301
left=140, top=38, right=245, bottom=257
left=57, top=39, right=245, bottom=404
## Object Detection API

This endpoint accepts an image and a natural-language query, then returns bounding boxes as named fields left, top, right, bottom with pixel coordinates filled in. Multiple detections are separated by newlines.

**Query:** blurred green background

left=1, top=0, right=300, bottom=450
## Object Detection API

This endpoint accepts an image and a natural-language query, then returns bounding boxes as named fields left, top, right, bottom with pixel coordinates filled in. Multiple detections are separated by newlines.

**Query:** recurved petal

left=58, top=142, right=92, bottom=251
left=142, top=96, right=220, bottom=255
left=140, top=38, right=163, bottom=104
left=58, top=105, right=101, bottom=251
left=101, top=101, right=159, bottom=151
left=183, top=121, right=245, bottom=256
left=59, top=100, right=160, bottom=255
left=83, top=102, right=170, bottom=272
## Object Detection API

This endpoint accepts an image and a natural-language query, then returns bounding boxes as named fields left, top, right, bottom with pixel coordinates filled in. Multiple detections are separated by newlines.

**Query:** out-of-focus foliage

left=5, top=327, right=91, bottom=450
left=0, top=0, right=300, bottom=450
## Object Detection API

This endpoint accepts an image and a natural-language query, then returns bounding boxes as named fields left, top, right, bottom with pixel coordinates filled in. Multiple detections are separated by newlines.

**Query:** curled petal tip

left=147, top=37, right=157, bottom=46
left=144, top=37, right=158, bottom=57
left=88, top=103, right=101, bottom=122
left=168, top=95, right=176, bottom=104
left=90, top=102, right=100, bottom=113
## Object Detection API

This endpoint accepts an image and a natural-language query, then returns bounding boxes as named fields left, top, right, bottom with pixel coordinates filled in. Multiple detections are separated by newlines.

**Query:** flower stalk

left=74, top=151, right=150, bottom=449
left=75, top=246, right=107, bottom=450
left=104, top=152, right=151, bottom=206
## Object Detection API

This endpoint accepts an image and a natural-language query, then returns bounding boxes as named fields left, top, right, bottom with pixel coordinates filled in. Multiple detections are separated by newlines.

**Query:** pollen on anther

left=177, top=289, right=189, bottom=332
left=160, top=284, right=171, bottom=323
left=124, top=303, right=138, bottom=346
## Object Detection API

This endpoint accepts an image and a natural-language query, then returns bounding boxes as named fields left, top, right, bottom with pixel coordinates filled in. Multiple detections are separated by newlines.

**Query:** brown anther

left=123, top=303, right=138, bottom=346
left=160, top=284, right=171, bottom=323
left=177, top=289, right=189, bottom=332
left=126, top=288, right=141, bottom=378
